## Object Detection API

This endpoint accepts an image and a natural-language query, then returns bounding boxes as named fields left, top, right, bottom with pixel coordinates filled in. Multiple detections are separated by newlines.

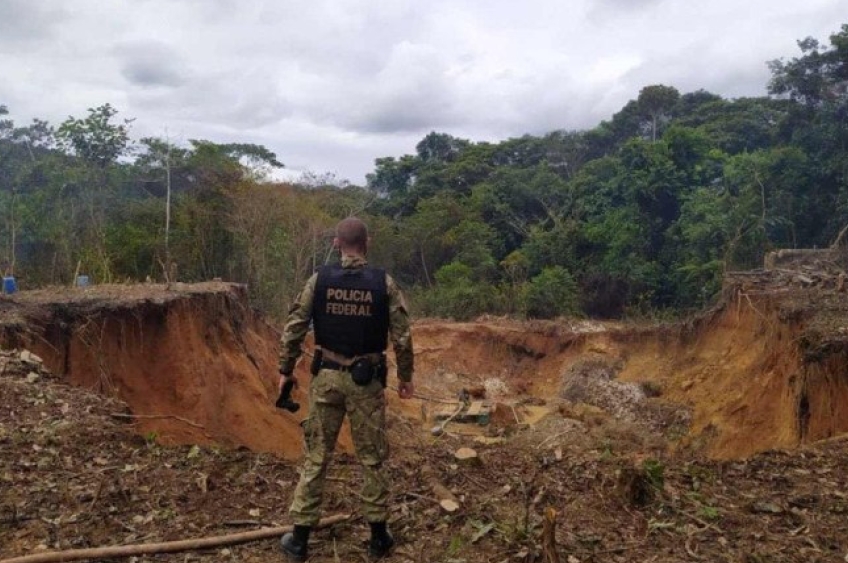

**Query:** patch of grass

left=698, top=505, right=721, bottom=521
left=683, top=465, right=716, bottom=491
left=642, top=458, right=665, bottom=489
left=495, top=514, right=536, bottom=544
left=447, top=534, right=464, bottom=556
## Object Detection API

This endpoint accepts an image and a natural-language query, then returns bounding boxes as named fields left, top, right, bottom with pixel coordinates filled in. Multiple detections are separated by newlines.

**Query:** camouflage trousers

left=289, top=368, right=389, bottom=526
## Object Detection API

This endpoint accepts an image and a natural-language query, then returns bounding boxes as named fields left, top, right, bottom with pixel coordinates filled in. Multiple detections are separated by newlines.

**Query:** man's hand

left=398, top=381, right=414, bottom=400
left=276, top=372, right=301, bottom=413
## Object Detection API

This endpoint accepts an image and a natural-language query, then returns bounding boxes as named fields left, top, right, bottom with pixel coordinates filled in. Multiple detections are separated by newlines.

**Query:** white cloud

left=0, top=0, right=844, bottom=183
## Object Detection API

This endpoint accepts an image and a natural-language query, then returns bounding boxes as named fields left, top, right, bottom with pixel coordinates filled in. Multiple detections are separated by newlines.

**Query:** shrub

left=523, top=266, right=580, bottom=318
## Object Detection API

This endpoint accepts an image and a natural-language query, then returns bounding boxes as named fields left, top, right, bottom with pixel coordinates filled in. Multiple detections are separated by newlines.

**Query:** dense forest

left=1, top=24, right=847, bottom=320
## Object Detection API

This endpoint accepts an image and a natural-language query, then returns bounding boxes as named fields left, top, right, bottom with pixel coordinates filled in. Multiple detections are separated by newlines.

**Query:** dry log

left=0, top=514, right=350, bottom=563
left=109, top=412, right=206, bottom=430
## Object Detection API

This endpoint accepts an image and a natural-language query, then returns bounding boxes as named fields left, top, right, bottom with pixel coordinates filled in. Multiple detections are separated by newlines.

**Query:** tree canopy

left=2, top=23, right=848, bottom=321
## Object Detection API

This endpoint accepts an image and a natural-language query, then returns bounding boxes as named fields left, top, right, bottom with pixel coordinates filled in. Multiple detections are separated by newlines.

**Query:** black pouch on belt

left=350, top=358, right=374, bottom=386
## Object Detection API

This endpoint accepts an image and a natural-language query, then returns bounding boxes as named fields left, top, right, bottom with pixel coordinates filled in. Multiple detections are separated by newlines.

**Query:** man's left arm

left=386, top=274, right=414, bottom=398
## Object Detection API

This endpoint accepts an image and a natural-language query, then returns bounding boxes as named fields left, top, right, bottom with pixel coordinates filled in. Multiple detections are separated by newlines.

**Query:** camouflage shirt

left=278, top=254, right=414, bottom=382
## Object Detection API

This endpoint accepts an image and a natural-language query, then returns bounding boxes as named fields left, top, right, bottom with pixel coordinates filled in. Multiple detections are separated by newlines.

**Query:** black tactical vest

left=312, top=264, right=389, bottom=357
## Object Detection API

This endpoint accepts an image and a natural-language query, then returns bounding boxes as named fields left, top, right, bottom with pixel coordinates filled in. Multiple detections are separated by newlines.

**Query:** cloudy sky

left=0, top=0, right=844, bottom=184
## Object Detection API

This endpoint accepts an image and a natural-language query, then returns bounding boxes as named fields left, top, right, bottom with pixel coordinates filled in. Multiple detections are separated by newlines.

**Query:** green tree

left=0, top=104, right=17, bottom=273
left=414, top=261, right=499, bottom=320
left=768, top=24, right=848, bottom=242
left=416, top=131, right=470, bottom=164
left=637, top=85, right=681, bottom=141
left=53, top=104, right=135, bottom=281
left=523, top=266, right=580, bottom=318
left=56, top=104, right=131, bottom=168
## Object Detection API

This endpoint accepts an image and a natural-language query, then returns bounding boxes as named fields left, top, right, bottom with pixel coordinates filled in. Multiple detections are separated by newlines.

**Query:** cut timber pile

left=729, top=247, right=848, bottom=293
left=726, top=267, right=846, bottom=293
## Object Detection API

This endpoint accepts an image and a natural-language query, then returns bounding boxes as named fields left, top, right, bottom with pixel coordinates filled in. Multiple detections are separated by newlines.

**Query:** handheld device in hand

left=276, top=378, right=301, bottom=413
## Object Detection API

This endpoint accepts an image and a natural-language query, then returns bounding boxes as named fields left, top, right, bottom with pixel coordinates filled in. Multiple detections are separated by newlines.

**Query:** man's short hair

left=336, top=217, right=368, bottom=250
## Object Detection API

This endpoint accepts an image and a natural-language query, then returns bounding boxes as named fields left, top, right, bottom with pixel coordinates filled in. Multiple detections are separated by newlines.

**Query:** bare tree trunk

left=420, top=246, right=432, bottom=288
left=831, top=221, right=848, bottom=249
left=7, top=187, right=16, bottom=275
left=165, top=142, right=172, bottom=269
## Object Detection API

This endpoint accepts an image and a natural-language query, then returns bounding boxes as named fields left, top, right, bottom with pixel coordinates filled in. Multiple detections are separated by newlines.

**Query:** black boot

left=368, top=521, right=395, bottom=559
left=280, top=524, right=311, bottom=561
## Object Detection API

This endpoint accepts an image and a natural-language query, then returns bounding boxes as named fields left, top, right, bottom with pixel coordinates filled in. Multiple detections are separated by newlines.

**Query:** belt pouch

left=351, top=358, right=373, bottom=386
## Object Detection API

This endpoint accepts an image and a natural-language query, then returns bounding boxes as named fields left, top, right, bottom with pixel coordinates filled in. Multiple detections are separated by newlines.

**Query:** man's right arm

left=278, top=274, right=318, bottom=376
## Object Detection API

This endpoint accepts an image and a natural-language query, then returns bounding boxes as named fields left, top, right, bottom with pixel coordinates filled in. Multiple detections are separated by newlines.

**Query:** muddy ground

left=2, top=275, right=848, bottom=562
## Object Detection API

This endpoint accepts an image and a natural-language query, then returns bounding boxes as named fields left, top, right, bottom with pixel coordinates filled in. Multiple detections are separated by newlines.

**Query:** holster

left=310, top=349, right=323, bottom=376
left=376, top=354, right=387, bottom=388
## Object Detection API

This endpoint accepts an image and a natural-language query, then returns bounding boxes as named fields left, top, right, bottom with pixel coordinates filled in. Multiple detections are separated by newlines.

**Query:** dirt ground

left=2, top=276, right=848, bottom=562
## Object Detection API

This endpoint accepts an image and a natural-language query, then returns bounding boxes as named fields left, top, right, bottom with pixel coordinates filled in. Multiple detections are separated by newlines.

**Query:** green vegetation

left=2, top=24, right=847, bottom=320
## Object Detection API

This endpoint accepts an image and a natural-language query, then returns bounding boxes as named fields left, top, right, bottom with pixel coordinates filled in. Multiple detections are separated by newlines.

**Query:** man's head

left=334, top=217, right=369, bottom=256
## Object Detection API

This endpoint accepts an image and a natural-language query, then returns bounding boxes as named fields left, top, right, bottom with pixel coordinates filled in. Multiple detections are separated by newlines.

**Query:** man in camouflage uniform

left=278, top=217, right=415, bottom=561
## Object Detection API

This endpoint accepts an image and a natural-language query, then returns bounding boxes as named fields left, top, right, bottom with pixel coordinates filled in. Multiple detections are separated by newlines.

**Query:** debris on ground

left=3, top=281, right=848, bottom=561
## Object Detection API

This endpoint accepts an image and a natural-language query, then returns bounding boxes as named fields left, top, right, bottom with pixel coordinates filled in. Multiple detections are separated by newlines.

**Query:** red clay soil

left=3, top=278, right=847, bottom=463
left=0, top=283, right=306, bottom=459
left=411, top=288, right=848, bottom=460
left=612, top=288, right=848, bottom=459
left=3, top=348, right=848, bottom=563
left=3, top=281, right=848, bottom=561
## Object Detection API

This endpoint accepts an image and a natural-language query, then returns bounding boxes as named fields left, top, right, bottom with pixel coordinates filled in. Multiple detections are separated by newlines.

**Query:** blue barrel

left=2, top=276, right=16, bottom=294
left=76, top=275, right=90, bottom=287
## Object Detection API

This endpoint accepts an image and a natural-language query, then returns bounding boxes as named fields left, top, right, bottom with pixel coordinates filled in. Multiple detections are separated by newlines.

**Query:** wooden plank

left=466, top=401, right=484, bottom=417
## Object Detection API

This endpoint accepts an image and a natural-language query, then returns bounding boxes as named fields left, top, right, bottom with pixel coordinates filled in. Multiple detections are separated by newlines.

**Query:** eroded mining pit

left=2, top=276, right=847, bottom=461
left=4, top=278, right=848, bottom=562
left=0, top=283, right=304, bottom=458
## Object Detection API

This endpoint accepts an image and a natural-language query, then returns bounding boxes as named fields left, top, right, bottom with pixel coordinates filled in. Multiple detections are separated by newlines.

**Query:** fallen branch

left=808, top=432, right=848, bottom=446
left=676, top=509, right=721, bottom=533
left=684, top=536, right=700, bottom=560
left=541, top=507, right=561, bottom=563
left=0, top=514, right=350, bottom=563
left=386, top=385, right=456, bottom=404
left=536, top=431, right=568, bottom=451
left=222, top=520, right=268, bottom=527
left=401, top=491, right=442, bottom=504
left=108, top=412, right=206, bottom=430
